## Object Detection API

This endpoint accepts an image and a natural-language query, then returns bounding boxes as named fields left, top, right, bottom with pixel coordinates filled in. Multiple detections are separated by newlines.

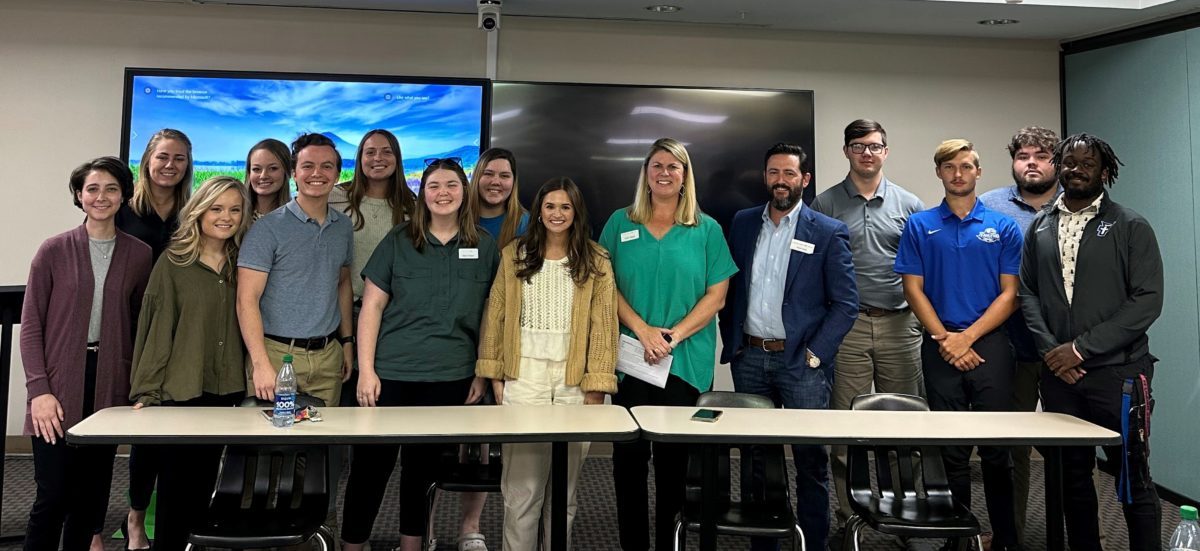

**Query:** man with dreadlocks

left=1018, top=133, right=1163, bottom=550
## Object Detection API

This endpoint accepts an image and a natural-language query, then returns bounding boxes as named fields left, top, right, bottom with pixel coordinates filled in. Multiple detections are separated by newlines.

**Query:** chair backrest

left=210, top=445, right=330, bottom=513
left=685, top=392, right=787, bottom=512
left=847, top=393, right=954, bottom=504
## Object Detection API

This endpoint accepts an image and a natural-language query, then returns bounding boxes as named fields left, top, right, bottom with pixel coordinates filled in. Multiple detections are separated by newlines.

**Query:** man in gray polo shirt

left=978, top=125, right=1060, bottom=541
left=811, top=119, right=925, bottom=524
left=237, top=133, right=355, bottom=408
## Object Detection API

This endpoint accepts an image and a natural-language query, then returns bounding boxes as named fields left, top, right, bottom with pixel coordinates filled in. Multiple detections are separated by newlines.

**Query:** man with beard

left=811, top=119, right=925, bottom=526
left=895, top=139, right=1024, bottom=551
left=1019, top=134, right=1162, bottom=551
left=978, top=126, right=1060, bottom=539
left=719, top=142, right=858, bottom=551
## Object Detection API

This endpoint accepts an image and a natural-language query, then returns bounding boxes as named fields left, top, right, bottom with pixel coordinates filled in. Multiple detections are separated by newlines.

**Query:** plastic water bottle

left=1171, top=505, right=1200, bottom=551
left=272, top=354, right=297, bottom=428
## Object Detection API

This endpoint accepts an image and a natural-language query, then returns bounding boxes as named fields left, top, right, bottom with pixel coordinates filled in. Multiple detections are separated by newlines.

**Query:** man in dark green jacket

left=1018, top=133, right=1163, bottom=551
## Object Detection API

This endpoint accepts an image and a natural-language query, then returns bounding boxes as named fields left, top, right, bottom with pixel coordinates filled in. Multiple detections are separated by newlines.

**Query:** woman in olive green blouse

left=128, top=176, right=251, bottom=551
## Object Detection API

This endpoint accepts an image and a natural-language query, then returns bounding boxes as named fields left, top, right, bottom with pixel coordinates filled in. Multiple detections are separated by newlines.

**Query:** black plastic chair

left=184, top=445, right=335, bottom=550
left=423, top=443, right=503, bottom=551
left=673, top=391, right=806, bottom=551
left=842, top=393, right=983, bottom=551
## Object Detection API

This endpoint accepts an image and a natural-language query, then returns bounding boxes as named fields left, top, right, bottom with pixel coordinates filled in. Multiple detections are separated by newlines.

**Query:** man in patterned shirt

left=1019, top=134, right=1163, bottom=550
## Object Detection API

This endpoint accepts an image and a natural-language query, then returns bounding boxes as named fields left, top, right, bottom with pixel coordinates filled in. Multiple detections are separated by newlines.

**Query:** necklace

left=90, top=239, right=114, bottom=260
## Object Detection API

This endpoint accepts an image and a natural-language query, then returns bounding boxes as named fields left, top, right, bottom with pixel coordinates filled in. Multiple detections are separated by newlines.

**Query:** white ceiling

left=178, top=0, right=1200, bottom=40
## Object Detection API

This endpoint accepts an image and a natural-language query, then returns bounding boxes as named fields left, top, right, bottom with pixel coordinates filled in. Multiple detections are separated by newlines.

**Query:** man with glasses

left=811, top=119, right=925, bottom=527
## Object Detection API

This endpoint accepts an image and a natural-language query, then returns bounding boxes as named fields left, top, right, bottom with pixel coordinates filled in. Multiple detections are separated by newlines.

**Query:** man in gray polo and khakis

left=811, top=119, right=926, bottom=525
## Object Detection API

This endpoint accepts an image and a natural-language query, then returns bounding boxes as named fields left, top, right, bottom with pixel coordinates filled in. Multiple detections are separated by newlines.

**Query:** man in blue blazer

left=719, top=142, right=858, bottom=551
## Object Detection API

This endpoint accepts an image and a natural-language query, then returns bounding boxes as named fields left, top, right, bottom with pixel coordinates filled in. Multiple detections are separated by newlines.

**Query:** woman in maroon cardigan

left=20, top=156, right=152, bottom=551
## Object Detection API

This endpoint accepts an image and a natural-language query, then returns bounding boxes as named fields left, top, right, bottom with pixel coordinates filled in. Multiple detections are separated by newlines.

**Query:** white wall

left=0, top=0, right=1060, bottom=435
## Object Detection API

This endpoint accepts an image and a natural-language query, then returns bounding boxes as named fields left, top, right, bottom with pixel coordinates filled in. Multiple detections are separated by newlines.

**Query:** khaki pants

left=830, top=310, right=923, bottom=521
left=248, top=338, right=345, bottom=408
left=500, top=356, right=589, bottom=551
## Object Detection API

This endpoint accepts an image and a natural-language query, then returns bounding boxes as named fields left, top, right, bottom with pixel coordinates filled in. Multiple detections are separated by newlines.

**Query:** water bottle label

left=274, top=392, right=296, bottom=416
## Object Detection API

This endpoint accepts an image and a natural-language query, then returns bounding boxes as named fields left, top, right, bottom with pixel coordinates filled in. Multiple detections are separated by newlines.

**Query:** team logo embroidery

left=1097, top=221, right=1114, bottom=237
left=976, top=228, right=1000, bottom=243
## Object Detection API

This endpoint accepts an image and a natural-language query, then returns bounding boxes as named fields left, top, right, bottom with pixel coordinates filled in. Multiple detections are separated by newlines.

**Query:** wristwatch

left=806, top=349, right=820, bottom=368
left=338, top=334, right=356, bottom=345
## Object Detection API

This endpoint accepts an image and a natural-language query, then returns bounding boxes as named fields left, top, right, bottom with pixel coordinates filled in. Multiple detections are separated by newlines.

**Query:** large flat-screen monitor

left=490, top=82, right=816, bottom=234
left=121, top=68, right=489, bottom=192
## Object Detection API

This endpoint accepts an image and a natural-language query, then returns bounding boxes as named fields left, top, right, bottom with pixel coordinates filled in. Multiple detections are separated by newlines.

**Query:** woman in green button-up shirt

left=598, top=138, right=738, bottom=551
left=128, top=176, right=251, bottom=551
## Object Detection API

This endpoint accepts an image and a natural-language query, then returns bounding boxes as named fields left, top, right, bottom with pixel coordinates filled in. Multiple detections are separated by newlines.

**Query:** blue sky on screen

left=128, top=75, right=483, bottom=170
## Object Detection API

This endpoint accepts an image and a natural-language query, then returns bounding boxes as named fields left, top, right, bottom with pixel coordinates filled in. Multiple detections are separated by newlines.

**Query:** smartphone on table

left=690, top=408, right=723, bottom=423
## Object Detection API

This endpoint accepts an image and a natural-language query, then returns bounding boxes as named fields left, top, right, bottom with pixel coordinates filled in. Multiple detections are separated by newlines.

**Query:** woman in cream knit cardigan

left=476, top=177, right=618, bottom=551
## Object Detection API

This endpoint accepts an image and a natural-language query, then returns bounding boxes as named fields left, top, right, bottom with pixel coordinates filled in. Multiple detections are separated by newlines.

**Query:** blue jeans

left=730, top=345, right=831, bottom=551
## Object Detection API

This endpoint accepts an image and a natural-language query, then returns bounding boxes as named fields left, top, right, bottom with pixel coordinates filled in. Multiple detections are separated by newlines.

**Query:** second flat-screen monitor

left=491, top=82, right=816, bottom=234
left=121, top=68, right=489, bottom=193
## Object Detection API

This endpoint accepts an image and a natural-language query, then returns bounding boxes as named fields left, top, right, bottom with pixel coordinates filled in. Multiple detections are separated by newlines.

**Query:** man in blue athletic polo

left=895, top=139, right=1023, bottom=551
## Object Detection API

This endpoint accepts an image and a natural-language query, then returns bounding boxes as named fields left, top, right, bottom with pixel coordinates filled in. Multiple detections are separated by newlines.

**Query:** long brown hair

left=468, top=148, right=526, bottom=247
left=407, top=159, right=480, bottom=252
left=346, top=129, right=415, bottom=230
left=516, top=177, right=605, bottom=286
left=244, top=138, right=292, bottom=214
left=131, top=128, right=193, bottom=219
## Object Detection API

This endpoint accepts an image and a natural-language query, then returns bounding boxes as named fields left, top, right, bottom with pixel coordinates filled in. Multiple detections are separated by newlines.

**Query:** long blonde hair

left=131, top=128, right=193, bottom=219
left=628, top=137, right=699, bottom=226
left=166, top=176, right=251, bottom=273
left=469, top=148, right=526, bottom=246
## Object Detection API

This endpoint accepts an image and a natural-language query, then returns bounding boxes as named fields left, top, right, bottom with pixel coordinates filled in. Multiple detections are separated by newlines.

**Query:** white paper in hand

left=616, top=334, right=672, bottom=388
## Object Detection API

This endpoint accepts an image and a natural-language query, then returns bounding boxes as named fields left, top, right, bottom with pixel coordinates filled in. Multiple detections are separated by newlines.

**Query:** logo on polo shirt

left=1097, top=221, right=1114, bottom=237
left=976, top=228, right=1000, bottom=243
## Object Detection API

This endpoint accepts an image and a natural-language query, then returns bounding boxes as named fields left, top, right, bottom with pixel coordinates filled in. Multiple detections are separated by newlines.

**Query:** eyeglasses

left=847, top=143, right=886, bottom=155
left=424, top=157, right=463, bottom=167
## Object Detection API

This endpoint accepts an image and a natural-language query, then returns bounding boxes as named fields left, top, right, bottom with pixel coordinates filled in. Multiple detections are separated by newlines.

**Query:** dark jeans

left=730, top=346, right=831, bottom=551
left=922, top=330, right=1019, bottom=548
left=27, top=349, right=117, bottom=551
left=612, top=374, right=701, bottom=551
left=341, top=376, right=474, bottom=543
left=152, top=392, right=245, bottom=551
left=1040, top=356, right=1161, bottom=551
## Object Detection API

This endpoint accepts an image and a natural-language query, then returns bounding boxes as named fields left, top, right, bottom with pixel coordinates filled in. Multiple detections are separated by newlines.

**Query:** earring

left=538, top=215, right=543, bottom=223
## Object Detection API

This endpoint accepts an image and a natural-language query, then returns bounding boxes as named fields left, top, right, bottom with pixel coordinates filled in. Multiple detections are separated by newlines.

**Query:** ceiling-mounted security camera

left=478, top=0, right=501, bottom=31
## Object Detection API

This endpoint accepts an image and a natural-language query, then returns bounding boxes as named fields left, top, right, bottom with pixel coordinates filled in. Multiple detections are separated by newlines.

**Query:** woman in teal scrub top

left=598, top=137, right=737, bottom=551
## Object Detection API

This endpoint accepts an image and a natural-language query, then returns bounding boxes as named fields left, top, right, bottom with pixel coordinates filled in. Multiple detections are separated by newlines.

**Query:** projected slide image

left=126, top=73, right=486, bottom=193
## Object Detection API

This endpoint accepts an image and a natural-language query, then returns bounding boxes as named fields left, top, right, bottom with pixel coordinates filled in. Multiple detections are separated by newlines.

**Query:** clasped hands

left=932, top=331, right=984, bottom=371
left=1044, top=342, right=1085, bottom=384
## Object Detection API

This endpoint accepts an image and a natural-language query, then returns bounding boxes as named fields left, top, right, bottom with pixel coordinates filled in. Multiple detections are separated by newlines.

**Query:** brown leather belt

left=859, top=306, right=908, bottom=317
left=745, top=335, right=786, bottom=352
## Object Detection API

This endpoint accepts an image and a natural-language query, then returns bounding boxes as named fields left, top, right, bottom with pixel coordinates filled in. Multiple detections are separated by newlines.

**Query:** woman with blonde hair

left=477, top=177, right=617, bottom=551
left=244, top=138, right=292, bottom=221
left=117, top=127, right=194, bottom=550
left=598, top=138, right=737, bottom=551
left=471, top=148, right=529, bottom=247
left=128, top=176, right=251, bottom=551
left=342, top=158, right=498, bottom=551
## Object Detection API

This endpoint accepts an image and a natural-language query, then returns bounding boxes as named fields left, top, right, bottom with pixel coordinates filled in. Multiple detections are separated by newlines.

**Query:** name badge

left=790, top=239, right=815, bottom=254
left=459, top=248, right=479, bottom=260
left=620, top=229, right=640, bottom=243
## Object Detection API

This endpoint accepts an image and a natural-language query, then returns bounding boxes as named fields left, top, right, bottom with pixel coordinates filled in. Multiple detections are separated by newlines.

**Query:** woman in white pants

left=476, top=177, right=618, bottom=551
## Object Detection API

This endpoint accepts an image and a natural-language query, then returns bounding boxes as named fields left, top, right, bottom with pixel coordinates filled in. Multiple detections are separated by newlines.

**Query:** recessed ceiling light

left=645, top=5, right=682, bottom=13
left=978, top=18, right=1020, bottom=25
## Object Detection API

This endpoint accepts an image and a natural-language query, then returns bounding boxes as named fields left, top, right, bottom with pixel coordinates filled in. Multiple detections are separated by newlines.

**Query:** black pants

left=341, top=376, right=474, bottom=543
left=1040, top=356, right=1161, bottom=551
left=922, top=330, right=1019, bottom=548
left=151, top=392, right=245, bottom=551
left=612, top=374, right=702, bottom=551
left=26, top=349, right=117, bottom=551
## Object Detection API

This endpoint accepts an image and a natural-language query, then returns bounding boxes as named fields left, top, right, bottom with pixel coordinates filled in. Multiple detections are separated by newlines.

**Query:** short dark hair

left=844, top=119, right=887, bottom=147
left=290, top=133, right=341, bottom=170
left=69, top=156, right=134, bottom=209
left=1006, top=126, right=1059, bottom=158
left=1053, top=133, right=1123, bottom=187
left=763, top=142, right=808, bottom=171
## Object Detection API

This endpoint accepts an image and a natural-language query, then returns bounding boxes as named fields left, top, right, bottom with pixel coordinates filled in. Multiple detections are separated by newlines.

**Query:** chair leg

left=424, top=483, right=440, bottom=551
left=793, top=523, right=806, bottom=551
left=315, top=524, right=336, bottom=551
left=974, top=535, right=984, bottom=551
left=673, top=517, right=685, bottom=551
left=842, top=516, right=864, bottom=551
